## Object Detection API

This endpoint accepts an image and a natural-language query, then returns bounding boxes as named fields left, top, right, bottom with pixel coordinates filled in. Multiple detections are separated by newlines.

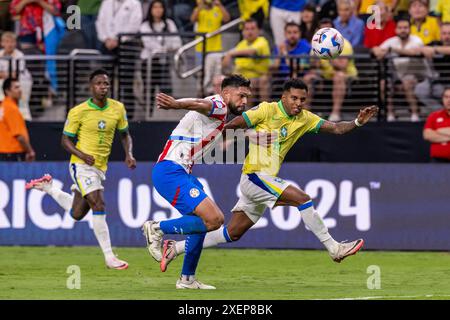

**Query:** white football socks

left=92, top=214, right=115, bottom=260
left=175, top=226, right=228, bottom=255
left=47, top=186, right=73, bottom=211
left=298, top=202, right=339, bottom=254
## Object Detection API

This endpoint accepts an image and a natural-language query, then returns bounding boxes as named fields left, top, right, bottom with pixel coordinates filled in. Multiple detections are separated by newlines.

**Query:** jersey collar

left=88, top=98, right=109, bottom=111
left=277, top=100, right=294, bottom=119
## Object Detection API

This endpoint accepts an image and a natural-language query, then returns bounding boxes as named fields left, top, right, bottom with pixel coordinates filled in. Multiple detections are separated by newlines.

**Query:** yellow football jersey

left=195, top=6, right=223, bottom=53
left=234, top=36, right=271, bottom=79
left=242, top=101, right=324, bottom=176
left=63, top=98, right=129, bottom=172
left=436, top=0, right=450, bottom=23
left=411, top=16, right=441, bottom=45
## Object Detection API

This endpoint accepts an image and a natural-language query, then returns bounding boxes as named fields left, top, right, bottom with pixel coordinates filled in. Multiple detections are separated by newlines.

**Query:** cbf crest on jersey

left=280, top=126, right=288, bottom=138
left=98, top=120, right=106, bottom=130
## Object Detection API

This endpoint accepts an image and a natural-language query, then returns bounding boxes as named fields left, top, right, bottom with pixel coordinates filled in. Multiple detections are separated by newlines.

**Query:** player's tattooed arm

left=61, top=134, right=95, bottom=166
left=120, top=131, right=136, bottom=169
left=156, top=93, right=213, bottom=115
left=319, top=106, right=378, bottom=135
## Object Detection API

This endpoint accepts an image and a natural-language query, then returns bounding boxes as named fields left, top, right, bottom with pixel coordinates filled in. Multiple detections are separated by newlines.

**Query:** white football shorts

left=69, top=163, right=106, bottom=197
left=231, top=172, right=291, bottom=223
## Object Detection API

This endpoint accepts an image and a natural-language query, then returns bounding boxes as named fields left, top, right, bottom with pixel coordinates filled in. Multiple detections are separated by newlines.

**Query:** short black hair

left=221, top=74, right=251, bottom=90
left=283, top=78, right=308, bottom=93
left=89, top=69, right=109, bottom=82
left=2, top=77, right=18, bottom=95
left=284, top=22, right=301, bottom=32
left=395, top=15, right=411, bottom=25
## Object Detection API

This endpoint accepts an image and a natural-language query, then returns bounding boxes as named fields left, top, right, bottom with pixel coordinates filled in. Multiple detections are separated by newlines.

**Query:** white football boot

left=106, top=256, right=129, bottom=270
left=142, top=221, right=163, bottom=261
left=176, top=276, right=216, bottom=290
left=330, top=239, right=364, bottom=263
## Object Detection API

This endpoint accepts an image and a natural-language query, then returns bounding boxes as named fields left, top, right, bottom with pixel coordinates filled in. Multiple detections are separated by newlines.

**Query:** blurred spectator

left=0, top=78, right=35, bottom=162
left=0, top=0, right=13, bottom=32
left=270, top=0, right=305, bottom=46
left=140, top=0, right=182, bottom=115
left=169, top=0, right=196, bottom=32
left=435, top=0, right=450, bottom=23
left=96, top=0, right=142, bottom=54
left=78, top=0, right=102, bottom=50
left=409, top=0, right=440, bottom=45
left=300, top=3, right=319, bottom=42
left=222, top=19, right=270, bottom=103
left=372, top=17, right=424, bottom=121
left=305, top=18, right=358, bottom=121
left=333, top=0, right=365, bottom=48
left=319, top=0, right=338, bottom=21
left=355, top=0, right=395, bottom=20
left=394, top=0, right=409, bottom=16
left=415, top=23, right=450, bottom=109
left=271, top=22, right=311, bottom=99
left=364, top=0, right=396, bottom=49
left=191, top=0, right=230, bottom=60
left=211, top=74, right=225, bottom=95
left=238, top=0, right=269, bottom=29
left=96, top=0, right=143, bottom=117
left=0, top=32, right=32, bottom=120
left=9, top=0, right=62, bottom=52
left=423, top=88, right=450, bottom=162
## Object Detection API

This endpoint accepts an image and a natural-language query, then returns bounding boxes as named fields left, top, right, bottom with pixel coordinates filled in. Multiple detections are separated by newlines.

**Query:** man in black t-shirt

left=415, top=23, right=450, bottom=109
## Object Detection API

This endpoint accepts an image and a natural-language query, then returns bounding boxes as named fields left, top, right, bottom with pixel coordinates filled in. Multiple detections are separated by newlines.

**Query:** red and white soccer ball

left=311, top=27, right=345, bottom=59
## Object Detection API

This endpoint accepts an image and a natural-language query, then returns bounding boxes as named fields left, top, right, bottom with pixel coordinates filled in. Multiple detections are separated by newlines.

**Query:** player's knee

left=296, top=194, right=312, bottom=207
left=205, top=212, right=224, bottom=231
left=89, top=201, right=105, bottom=212
left=71, top=211, right=84, bottom=221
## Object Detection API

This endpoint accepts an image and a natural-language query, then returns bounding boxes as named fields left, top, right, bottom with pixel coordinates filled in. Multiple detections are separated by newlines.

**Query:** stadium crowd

left=0, top=0, right=449, bottom=122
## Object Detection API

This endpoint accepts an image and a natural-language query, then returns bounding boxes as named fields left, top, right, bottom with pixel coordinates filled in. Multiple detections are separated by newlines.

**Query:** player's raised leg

left=26, top=174, right=74, bottom=211
left=276, top=185, right=364, bottom=263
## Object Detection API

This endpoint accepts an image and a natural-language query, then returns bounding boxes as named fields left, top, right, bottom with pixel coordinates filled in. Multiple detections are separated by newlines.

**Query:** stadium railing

left=1, top=46, right=448, bottom=122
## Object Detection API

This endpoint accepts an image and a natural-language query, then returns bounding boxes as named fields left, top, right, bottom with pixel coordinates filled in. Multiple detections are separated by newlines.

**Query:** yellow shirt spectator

left=320, top=39, right=358, bottom=80
left=195, top=6, right=224, bottom=53
left=436, top=0, right=450, bottom=23
left=411, top=16, right=441, bottom=44
left=234, top=36, right=270, bottom=79
left=238, top=0, right=269, bottom=21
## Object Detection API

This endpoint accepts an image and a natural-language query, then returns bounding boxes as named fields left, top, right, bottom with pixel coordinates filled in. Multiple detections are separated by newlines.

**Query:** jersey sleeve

left=63, top=108, right=80, bottom=137
left=254, top=38, right=270, bottom=56
left=117, top=104, right=129, bottom=132
left=242, top=103, right=269, bottom=128
left=207, top=96, right=227, bottom=119
left=306, top=111, right=325, bottom=134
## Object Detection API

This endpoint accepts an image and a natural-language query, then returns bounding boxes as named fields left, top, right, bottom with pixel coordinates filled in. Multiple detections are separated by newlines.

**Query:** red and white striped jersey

left=157, top=94, right=228, bottom=172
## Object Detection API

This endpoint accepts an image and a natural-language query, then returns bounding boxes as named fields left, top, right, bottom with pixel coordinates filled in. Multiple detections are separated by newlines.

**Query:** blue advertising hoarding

left=0, top=162, right=449, bottom=250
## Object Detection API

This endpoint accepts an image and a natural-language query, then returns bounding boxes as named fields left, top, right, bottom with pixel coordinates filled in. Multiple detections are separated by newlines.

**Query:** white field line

left=318, top=294, right=450, bottom=300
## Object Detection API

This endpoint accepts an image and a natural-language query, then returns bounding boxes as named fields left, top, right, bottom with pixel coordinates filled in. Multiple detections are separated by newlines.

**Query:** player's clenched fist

left=126, top=155, right=137, bottom=169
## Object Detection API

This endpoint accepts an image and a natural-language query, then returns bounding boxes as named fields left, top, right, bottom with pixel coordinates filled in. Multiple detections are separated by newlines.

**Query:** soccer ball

left=311, top=28, right=344, bottom=59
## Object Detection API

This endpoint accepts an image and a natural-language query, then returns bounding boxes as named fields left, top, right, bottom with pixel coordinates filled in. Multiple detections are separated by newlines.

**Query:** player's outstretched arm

left=156, top=93, right=213, bottom=116
left=319, top=106, right=378, bottom=135
left=119, top=131, right=136, bottom=169
left=61, top=134, right=95, bottom=166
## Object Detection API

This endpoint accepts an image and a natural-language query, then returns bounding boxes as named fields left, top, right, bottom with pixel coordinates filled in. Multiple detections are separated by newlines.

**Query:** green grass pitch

left=1, top=246, right=449, bottom=300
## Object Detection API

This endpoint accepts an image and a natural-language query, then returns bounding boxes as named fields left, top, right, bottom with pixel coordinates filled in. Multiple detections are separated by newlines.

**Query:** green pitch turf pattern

left=0, top=246, right=449, bottom=300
